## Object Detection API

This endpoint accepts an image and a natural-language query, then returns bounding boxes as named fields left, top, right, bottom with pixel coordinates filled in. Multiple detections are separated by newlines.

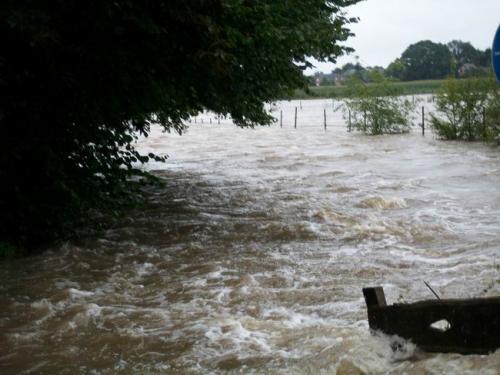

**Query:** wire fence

left=188, top=96, right=440, bottom=135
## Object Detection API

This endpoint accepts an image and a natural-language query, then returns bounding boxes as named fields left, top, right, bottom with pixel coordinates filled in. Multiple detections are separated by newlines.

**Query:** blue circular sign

left=494, top=25, right=500, bottom=82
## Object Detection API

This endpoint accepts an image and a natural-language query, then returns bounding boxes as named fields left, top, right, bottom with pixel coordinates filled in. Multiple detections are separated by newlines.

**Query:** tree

left=399, top=40, right=452, bottom=81
left=386, top=58, right=405, bottom=80
left=0, top=0, right=361, bottom=250
left=479, top=48, right=493, bottom=69
left=448, top=40, right=481, bottom=65
left=386, top=40, right=491, bottom=81
left=447, top=40, right=483, bottom=76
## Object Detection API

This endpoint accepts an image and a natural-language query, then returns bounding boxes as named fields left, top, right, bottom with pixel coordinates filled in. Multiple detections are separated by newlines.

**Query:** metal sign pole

left=493, top=25, right=500, bottom=82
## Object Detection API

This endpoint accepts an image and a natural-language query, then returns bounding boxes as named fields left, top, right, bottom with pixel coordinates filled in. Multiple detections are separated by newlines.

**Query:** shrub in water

left=486, top=83, right=500, bottom=144
left=342, top=73, right=415, bottom=135
left=430, top=77, right=498, bottom=141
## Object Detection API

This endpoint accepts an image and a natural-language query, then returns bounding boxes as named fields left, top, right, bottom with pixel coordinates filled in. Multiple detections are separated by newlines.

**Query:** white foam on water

left=85, top=303, right=103, bottom=318
left=68, top=288, right=95, bottom=298
left=54, top=278, right=81, bottom=290
left=134, top=262, right=158, bottom=277
left=30, top=298, right=56, bottom=326
left=3, top=98, right=500, bottom=373
left=19, top=360, right=50, bottom=374
left=262, top=307, right=325, bottom=329
left=358, top=196, right=408, bottom=210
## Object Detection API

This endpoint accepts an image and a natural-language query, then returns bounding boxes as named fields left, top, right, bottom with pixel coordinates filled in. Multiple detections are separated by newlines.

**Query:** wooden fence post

left=324, top=109, right=327, bottom=131
left=483, top=107, right=487, bottom=138
left=294, top=107, right=297, bottom=129
left=422, top=106, right=425, bottom=136
left=280, top=110, right=283, bottom=128
left=348, top=110, right=352, bottom=132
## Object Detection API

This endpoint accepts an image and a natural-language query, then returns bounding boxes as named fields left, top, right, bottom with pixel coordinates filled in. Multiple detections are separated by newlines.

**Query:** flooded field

left=1, top=99, right=500, bottom=374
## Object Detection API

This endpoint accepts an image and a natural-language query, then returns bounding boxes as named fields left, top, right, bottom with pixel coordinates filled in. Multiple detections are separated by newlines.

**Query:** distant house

left=458, top=63, right=477, bottom=77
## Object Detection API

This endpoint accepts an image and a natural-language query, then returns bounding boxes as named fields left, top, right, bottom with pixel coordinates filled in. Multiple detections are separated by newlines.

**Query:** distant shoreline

left=288, top=79, right=444, bottom=100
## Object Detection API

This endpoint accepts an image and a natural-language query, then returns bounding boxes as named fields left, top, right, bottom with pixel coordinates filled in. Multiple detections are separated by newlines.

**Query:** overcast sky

left=308, top=0, right=500, bottom=73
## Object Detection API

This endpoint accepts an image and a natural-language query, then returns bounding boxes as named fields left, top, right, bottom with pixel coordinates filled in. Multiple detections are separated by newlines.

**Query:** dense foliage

left=311, top=39, right=492, bottom=86
left=0, top=0, right=360, bottom=250
left=385, top=40, right=491, bottom=82
left=342, top=73, right=415, bottom=135
left=396, top=41, right=452, bottom=81
left=447, top=40, right=492, bottom=77
left=430, top=77, right=500, bottom=142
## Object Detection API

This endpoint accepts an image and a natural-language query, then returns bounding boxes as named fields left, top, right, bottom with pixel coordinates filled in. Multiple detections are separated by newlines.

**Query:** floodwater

left=1, top=99, right=500, bottom=374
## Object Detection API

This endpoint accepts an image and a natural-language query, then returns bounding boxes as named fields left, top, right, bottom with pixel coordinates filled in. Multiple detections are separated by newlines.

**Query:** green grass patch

left=291, top=79, right=445, bottom=100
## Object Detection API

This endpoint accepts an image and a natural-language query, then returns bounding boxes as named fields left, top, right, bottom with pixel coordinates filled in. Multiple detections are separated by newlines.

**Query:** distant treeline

left=310, top=40, right=492, bottom=86
left=293, top=79, right=444, bottom=99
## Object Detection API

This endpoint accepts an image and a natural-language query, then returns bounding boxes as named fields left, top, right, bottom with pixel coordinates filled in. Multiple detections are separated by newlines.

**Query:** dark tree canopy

left=0, top=0, right=360, bottom=249
left=385, top=58, right=405, bottom=80
left=448, top=40, right=482, bottom=68
left=447, top=40, right=493, bottom=77
left=400, top=40, right=452, bottom=81
left=384, top=39, right=492, bottom=81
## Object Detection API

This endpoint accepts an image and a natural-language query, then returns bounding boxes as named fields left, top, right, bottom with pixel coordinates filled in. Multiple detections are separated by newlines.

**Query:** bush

left=430, top=77, right=498, bottom=141
left=342, top=73, right=415, bottom=135
left=486, top=84, right=500, bottom=144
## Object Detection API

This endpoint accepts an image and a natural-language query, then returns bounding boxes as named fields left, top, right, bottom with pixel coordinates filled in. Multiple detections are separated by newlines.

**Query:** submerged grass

left=291, top=79, right=445, bottom=100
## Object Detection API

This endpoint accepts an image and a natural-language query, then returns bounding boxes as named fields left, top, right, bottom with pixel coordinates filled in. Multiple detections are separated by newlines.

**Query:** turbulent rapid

left=1, top=98, right=500, bottom=374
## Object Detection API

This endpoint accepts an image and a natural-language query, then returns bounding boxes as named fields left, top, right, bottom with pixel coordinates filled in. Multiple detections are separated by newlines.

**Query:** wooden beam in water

left=363, top=287, right=500, bottom=355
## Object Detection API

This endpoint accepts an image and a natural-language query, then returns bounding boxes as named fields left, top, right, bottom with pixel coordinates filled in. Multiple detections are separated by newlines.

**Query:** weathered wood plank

left=363, top=287, right=500, bottom=354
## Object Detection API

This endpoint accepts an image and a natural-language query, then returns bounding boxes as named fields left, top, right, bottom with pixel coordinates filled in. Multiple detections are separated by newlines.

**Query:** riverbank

left=291, top=79, right=444, bottom=99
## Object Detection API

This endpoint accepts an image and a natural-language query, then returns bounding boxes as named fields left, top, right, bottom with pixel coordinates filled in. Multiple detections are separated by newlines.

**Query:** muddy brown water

left=1, top=99, right=499, bottom=374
